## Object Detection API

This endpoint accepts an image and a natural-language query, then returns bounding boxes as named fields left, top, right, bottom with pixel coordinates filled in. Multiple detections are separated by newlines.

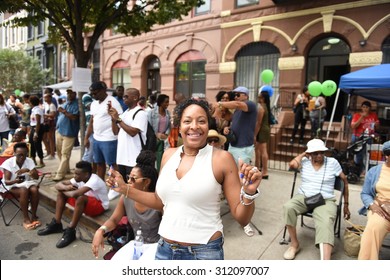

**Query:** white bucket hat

left=305, top=139, right=328, bottom=153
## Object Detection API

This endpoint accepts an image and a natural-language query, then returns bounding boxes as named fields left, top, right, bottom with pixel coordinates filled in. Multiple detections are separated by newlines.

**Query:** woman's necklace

left=181, top=147, right=198, bottom=157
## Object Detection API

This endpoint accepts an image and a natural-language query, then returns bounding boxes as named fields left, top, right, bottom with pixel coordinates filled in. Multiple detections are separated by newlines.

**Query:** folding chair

left=0, top=156, right=49, bottom=226
left=280, top=170, right=345, bottom=245
left=365, top=144, right=384, bottom=174
left=0, top=155, right=20, bottom=226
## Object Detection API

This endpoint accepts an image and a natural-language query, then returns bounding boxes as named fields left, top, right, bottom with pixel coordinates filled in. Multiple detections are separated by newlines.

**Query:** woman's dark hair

left=302, top=85, right=308, bottom=93
left=135, top=150, right=158, bottom=192
left=173, top=98, right=212, bottom=128
left=157, top=94, right=169, bottom=107
left=215, top=91, right=226, bottom=102
left=13, top=142, right=29, bottom=153
left=362, top=101, right=371, bottom=108
left=76, top=161, right=93, bottom=174
left=23, top=93, right=30, bottom=100
left=0, top=94, right=4, bottom=105
left=29, top=95, right=40, bottom=106
left=260, top=91, right=272, bottom=125
left=215, top=91, right=235, bottom=102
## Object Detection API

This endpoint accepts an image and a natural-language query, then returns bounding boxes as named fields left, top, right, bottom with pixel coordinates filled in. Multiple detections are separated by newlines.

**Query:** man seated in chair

left=38, top=161, right=109, bottom=248
left=282, top=139, right=350, bottom=260
left=0, top=142, right=40, bottom=230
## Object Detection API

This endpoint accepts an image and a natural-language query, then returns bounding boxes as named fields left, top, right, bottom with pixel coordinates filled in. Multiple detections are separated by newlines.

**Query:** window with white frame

left=195, top=0, right=211, bottom=15
left=236, top=0, right=259, bottom=8
left=60, top=49, right=68, bottom=79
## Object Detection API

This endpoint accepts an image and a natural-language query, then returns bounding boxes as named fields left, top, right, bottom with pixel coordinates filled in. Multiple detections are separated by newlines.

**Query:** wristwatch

left=116, top=117, right=122, bottom=124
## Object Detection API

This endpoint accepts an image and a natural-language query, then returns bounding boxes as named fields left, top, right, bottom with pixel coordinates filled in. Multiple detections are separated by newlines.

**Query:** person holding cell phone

left=38, top=161, right=108, bottom=248
left=1, top=142, right=40, bottom=230
left=84, top=81, right=123, bottom=187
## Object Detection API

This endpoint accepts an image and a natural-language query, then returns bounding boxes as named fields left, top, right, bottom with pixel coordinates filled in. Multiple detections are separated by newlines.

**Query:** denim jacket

left=358, top=164, right=383, bottom=216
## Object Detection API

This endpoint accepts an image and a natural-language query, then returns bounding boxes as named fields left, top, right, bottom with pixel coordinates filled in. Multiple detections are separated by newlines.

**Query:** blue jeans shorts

left=82, top=134, right=94, bottom=163
left=155, top=236, right=224, bottom=260
left=92, top=138, right=117, bottom=165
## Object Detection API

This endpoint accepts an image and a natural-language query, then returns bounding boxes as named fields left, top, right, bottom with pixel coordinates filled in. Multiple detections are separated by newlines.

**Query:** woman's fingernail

left=240, top=173, right=244, bottom=178
left=249, top=180, right=253, bottom=184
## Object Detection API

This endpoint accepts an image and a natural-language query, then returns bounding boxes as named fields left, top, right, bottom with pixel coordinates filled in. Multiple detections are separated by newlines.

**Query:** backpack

left=103, top=216, right=134, bottom=260
left=133, top=109, right=157, bottom=151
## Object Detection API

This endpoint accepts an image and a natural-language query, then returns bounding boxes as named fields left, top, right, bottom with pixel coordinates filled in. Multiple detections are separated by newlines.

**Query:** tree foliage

left=0, top=49, right=49, bottom=95
left=0, top=0, right=204, bottom=67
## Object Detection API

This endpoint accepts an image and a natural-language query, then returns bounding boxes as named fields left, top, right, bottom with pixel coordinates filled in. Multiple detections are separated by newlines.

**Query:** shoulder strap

left=132, top=108, right=145, bottom=148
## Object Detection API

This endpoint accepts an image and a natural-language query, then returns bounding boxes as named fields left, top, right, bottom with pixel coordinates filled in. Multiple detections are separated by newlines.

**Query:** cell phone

left=107, top=101, right=112, bottom=109
left=107, top=165, right=117, bottom=188
left=18, top=175, right=26, bottom=182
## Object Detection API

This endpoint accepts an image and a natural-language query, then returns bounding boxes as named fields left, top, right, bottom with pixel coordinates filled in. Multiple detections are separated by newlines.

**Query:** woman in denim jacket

left=358, top=140, right=390, bottom=259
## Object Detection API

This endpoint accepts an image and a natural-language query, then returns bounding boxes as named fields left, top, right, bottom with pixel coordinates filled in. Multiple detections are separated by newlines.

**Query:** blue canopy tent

left=326, top=64, right=390, bottom=143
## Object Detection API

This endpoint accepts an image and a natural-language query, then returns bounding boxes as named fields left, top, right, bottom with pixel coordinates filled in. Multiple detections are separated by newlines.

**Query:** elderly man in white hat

left=282, top=139, right=350, bottom=260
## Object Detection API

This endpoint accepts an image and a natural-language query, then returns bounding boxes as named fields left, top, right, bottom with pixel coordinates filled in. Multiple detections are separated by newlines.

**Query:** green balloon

left=308, top=81, right=322, bottom=97
left=321, top=80, right=337, bottom=96
left=261, top=69, right=274, bottom=84
left=14, top=89, right=21, bottom=96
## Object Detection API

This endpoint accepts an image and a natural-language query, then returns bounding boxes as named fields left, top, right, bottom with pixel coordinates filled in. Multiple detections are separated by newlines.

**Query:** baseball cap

left=383, top=140, right=390, bottom=156
left=89, top=81, right=107, bottom=91
left=233, top=86, right=249, bottom=96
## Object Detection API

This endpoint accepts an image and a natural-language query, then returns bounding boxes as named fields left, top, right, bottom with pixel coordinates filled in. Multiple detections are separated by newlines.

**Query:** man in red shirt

left=350, top=101, right=379, bottom=175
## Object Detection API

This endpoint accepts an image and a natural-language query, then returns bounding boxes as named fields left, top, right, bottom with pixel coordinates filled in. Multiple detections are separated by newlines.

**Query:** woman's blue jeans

left=155, top=236, right=224, bottom=260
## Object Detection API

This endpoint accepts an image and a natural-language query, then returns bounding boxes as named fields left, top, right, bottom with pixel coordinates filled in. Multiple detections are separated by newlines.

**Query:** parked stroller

left=331, top=134, right=374, bottom=184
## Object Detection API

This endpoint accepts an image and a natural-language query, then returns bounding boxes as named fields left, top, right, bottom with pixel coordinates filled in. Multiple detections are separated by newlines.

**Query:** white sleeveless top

left=156, top=144, right=223, bottom=244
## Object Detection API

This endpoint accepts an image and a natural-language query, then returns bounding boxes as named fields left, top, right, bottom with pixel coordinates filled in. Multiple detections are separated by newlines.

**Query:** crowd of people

left=0, top=81, right=388, bottom=260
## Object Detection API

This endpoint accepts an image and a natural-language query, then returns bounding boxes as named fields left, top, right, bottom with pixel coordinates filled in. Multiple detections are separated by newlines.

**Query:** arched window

left=382, top=36, right=390, bottom=63
left=175, top=50, right=206, bottom=99
left=112, top=60, right=131, bottom=89
left=235, top=42, right=280, bottom=100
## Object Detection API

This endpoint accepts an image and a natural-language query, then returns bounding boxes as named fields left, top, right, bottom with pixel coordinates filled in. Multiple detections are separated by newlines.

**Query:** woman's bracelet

left=240, top=193, right=255, bottom=206
left=126, top=185, right=130, bottom=198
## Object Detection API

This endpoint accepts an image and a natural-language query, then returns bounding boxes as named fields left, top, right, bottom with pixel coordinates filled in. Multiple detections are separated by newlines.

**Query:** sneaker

left=37, top=218, right=63, bottom=236
left=44, top=155, right=55, bottom=160
left=243, top=224, right=254, bottom=237
left=108, top=189, right=120, bottom=200
left=289, top=138, right=294, bottom=144
left=56, top=227, right=76, bottom=248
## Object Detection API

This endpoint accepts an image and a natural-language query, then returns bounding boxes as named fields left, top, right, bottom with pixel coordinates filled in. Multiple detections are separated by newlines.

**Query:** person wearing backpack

left=147, top=94, right=171, bottom=172
left=108, top=88, right=148, bottom=193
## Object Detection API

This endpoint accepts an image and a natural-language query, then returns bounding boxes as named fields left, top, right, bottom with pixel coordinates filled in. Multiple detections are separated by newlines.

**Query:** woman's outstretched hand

left=238, top=158, right=262, bottom=195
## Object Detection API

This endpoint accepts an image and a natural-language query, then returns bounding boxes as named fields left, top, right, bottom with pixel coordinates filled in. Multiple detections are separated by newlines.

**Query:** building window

left=382, top=36, right=390, bottom=63
left=235, top=42, right=280, bottom=101
left=175, top=50, right=206, bottom=99
left=36, top=49, right=43, bottom=69
left=60, top=49, right=68, bottom=79
left=27, top=24, right=33, bottom=40
left=112, top=60, right=131, bottom=89
left=236, top=0, right=259, bottom=8
left=195, top=0, right=211, bottom=15
left=37, top=21, right=44, bottom=37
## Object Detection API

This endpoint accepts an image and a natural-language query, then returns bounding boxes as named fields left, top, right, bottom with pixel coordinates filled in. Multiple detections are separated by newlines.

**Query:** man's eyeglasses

left=235, top=93, right=241, bottom=98
left=207, top=138, right=220, bottom=144
left=126, top=175, right=147, bottom=183
left=311, top=151, right=324, bottom=156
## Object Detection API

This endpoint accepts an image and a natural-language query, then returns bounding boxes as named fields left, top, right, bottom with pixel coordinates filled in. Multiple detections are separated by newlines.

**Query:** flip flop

left=23, top=222, right=36, bottom=231
left=32, top=220, right=42, bottom=228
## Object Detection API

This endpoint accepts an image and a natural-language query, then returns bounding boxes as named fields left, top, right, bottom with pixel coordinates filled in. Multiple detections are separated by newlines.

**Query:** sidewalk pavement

left=38, top=148, right=385, bottom=260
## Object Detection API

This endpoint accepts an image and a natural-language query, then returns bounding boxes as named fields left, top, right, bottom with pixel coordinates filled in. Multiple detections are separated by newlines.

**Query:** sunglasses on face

left=207, top=138, right=220, bottom=144
left=311, top=151, right=324, bottom=156
left=126, top=175, right=147, bottom=183
left=235, top=93, right=241, bottom=98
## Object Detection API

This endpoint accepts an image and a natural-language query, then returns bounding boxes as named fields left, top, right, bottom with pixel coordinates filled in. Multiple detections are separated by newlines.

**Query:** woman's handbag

left=344, top=219, right=365, bottom=258
left=225, top=130, right=236, bottom=145
left=304, top=193, right=325, bottom=211
left=8, top=115, right=20, bottom=129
